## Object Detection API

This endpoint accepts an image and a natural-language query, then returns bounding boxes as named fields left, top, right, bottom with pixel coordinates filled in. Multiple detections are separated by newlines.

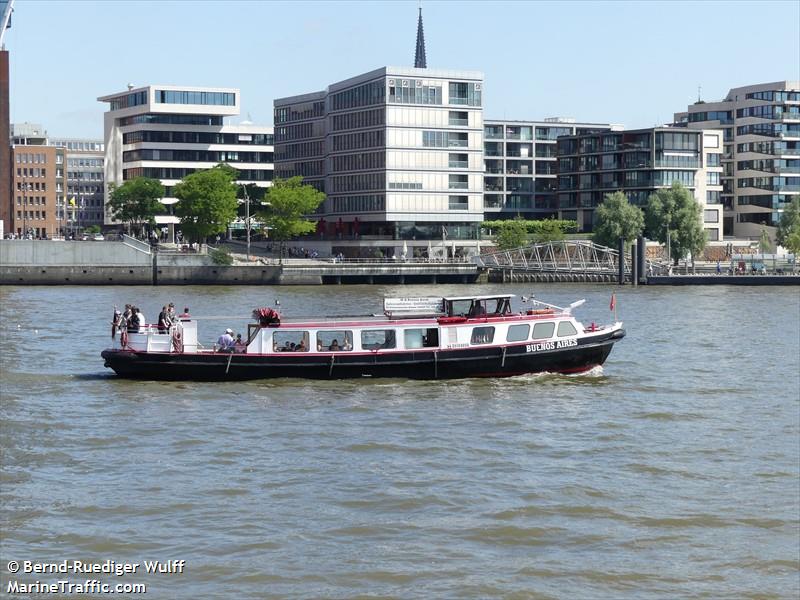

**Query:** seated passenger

left=296, top=340, right=307, bottom=352
left=329, top=339, right=340, bottom=351
left=233, top=334, right=247, bottom=353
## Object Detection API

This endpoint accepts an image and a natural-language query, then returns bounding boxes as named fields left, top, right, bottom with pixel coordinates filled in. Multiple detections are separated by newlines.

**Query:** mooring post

left=631, top=242, right=638, bottom=287
left=617, top=237, right=625, bottom=285
left=637, top=235, right=646, bottom=284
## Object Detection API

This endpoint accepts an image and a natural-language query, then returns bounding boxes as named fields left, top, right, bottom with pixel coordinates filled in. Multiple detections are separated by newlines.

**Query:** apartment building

left=483, top=118, right=621, bottom=221
left=98, top=85, right=274, bottom=231
left=674, top=81, right=800, bottom=238
left=9, top=123, right=66, bottom=238
left=556, top=127, right=724, bottom=241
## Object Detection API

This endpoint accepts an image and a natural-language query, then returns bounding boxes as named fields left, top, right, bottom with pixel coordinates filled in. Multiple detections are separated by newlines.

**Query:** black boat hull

left=101, top=329, right=625, bottom=381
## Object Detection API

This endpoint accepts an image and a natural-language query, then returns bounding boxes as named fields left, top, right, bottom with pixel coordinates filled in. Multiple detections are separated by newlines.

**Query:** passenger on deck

left=296, top=339, right=307, bottom=352
left=178, top=307, right=191, bottom=319
left=217, top=328, right=235, bottom=352
left=233, top=334, right=247, bottom=353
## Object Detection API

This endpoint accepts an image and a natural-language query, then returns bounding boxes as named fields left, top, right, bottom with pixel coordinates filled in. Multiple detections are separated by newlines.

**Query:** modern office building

left=483, top=118, right=621, bottom=221
left=50, top=138, right=105, bottom=230
left=9, top=122, right=67, bottom=238
left=674, top=81, right=800, bottom=239
left=274, top=66, right=485, bottom=257
left=98, top=85, right=274, bottom=232
left=556, top=127, right=724, bottom=241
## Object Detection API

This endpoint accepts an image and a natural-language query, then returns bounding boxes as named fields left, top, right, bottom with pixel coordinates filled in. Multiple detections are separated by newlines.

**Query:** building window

left=707, top=172, right=720, bottom=185
left=448, top=195, right=469, bottom=210
left=155, top=90, right=235, bottom=106
left=704, top=209, right=719, bottom=223
left=705, top=228, right=719, bottom=241
left=448, top=82, right=482, bottom=106
left=449, top=111, right=469, bottom=126
left=449, top=175, right=468, bottom=190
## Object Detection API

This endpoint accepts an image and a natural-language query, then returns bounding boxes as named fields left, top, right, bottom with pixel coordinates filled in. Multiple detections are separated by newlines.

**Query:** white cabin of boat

left=119, top=293, right=617, bottom=357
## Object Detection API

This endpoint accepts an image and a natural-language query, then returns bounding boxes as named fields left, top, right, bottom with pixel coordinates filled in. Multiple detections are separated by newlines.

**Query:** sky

left=5, top=0, right=800, bottom=138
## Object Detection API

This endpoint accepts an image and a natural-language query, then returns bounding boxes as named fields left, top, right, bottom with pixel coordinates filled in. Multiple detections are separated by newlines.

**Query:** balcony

left=449, top=182, right=469, bottom=190
left=449, top=160, right=469, bottom=169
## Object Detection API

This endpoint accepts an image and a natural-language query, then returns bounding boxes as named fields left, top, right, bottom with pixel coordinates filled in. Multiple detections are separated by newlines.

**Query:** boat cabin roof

left=442, top=294, right=515, bottom=302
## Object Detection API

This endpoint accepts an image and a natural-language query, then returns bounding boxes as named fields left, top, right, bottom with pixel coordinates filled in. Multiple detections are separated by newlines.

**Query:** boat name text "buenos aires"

left=526, top=339, right=578, bottom=353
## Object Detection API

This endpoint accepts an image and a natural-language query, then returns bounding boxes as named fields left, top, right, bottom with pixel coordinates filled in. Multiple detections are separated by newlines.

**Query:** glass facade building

left=556, top=127, right=724, bottom=241
left=674, top=80, right=800, bottom=239
left=482, top=118, right=620, bottom=221
left=274, top=67, right=484, bottom=257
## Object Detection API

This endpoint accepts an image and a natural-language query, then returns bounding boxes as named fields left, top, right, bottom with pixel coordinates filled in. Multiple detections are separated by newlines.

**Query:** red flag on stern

left=609, top=292, right=616, bottom=311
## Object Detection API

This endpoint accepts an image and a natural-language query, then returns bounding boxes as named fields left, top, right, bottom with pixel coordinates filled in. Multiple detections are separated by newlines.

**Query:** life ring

left=120, top=329, right=128, bottom=348
left=172, top=329, right=184, bottom=353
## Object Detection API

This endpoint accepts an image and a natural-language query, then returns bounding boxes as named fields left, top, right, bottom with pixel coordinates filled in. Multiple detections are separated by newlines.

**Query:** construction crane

left=1, top=0, right=14, bottom=49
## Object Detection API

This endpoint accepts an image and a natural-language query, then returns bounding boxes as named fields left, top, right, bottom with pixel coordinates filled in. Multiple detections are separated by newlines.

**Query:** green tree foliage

left=783, top=223, right=800, bottom=255
left=210, top=246, right=234, bottom=265
left=776, top=197, right=800, bottom=247
left=482, top=219, right=577, bottom=238
left=257, top=177, right=326, bottom=255
left=495, top=219, right=529, bottom=250
left=592, top=191, right=644, bottom=248
left=645, top=182, right=706, bottom=264
left=173, top=164, right=239, bottom=244
left=533, top=219, right=567, bottom=243
left=759, top=228, right=772, bottom=253
left=107, top=177, right=165, bottom=234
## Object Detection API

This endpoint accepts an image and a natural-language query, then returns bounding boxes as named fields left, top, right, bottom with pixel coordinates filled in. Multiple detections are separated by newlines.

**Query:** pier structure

left=477, top=240, right=662, bottom=283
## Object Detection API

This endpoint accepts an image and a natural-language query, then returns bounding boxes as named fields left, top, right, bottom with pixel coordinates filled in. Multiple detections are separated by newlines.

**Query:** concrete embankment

left=648, top=275, right=800, bottom=286
left=0, top=241, right=482, bottom=285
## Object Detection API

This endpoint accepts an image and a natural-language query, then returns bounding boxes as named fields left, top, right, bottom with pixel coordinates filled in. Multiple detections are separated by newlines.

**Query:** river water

left=1, top=283, right=798, bottom=599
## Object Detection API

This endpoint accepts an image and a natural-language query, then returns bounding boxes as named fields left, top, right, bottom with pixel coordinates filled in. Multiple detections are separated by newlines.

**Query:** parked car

left=93, top=233, right=105, bottom=241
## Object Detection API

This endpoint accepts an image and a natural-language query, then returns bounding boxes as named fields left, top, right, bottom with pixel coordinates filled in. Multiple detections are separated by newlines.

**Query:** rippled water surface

left=1, top=283, right=798, bottom=599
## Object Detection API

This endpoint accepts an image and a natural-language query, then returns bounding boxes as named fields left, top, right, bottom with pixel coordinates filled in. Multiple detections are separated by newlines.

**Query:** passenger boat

left=101, top=294, right=625, bottom=381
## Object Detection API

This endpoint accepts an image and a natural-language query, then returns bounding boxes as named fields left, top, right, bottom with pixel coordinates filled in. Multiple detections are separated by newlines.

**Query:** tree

left=533, top=219, right=566, bottom=244
left=777, top=197, right=800, bottom=247
left=495, top=219, right=528, bottom=250
left=257, top=176, right=325, bottom=258
left=107, top=177, right=165, bottom=235
left=173, top=164, right=239, bottom=244
left=759, top=228, right=772, bottom=253
left=783, top=223, right=800, bottom=256
left=645, top=182, right=706, bottom=265
left=592, top=191, right=644, bottom=248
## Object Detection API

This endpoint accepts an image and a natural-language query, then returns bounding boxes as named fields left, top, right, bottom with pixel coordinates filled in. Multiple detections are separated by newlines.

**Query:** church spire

left=414, top=6, right=427, bottom=69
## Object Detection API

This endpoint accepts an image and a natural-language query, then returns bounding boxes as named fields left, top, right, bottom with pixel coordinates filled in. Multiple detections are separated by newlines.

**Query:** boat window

left=273, top=331, right=310, bottom=352
left=317, top=330, right=353, bottom=352
left=361, top=329, right=396, bottom=350
left=532, top=322, right=555, bottom=339
left=404, top=328, right=439, bottom=349
left=557, top=321, right=578, bottom=337
left=506, top=324, right=530, bottom=342
left=449, top=300, right=473, bottom=317
left=470, top=326, right=495, bottom=345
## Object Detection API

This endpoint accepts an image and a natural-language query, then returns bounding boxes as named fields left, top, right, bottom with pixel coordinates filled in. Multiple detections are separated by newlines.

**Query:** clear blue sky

left=6, top=0, right=800, bottom=138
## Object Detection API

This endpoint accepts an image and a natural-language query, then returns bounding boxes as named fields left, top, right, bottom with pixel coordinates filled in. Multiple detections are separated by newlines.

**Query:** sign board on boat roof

left=384, top=297, right=445, bottom=316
